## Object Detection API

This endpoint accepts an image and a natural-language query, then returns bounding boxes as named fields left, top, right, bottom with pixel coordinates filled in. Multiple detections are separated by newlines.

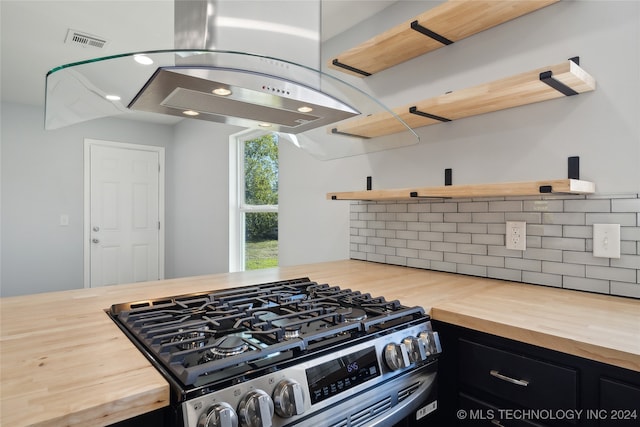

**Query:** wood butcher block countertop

left=2, top=260, right=639, bottom=426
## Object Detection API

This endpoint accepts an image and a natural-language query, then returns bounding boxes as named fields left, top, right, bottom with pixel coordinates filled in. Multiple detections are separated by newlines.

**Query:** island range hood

left=127, top=0, right=359, bottom=133
left=128, top=66, right=359, bottom=134
left=44, top=0, right=418, bottom=159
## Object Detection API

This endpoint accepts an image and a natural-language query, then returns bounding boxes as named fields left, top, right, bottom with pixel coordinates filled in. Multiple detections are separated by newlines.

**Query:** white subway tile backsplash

left=444, top=233, right=472, bottom=243
left=564, top=276, right=610, bottom=294
left=472, top=234, right=504, bottom=245
left=432, top=223, right=457, bottom=232
left=431, top=260, right=457, bottom=273
left=523, top=271, right=562, bottom=287
left=563, top=225, right=592, bottom=238
left=524, top=200, right=564, bottom=212
left=489, top=200, right=523, bottom=212
left=610, top=282, right=640, bottom=298
left=457, top=243, right=488, bottom=255
left=459, top=223, right=488, bottom=234
left=542, top=261, right=585, bottom=277
left=408, top=203, right=432, bottom=213
left=444, top=213, right=472, bottom=222
left=349, top=193, right=640, bottom=299
left=612, top=198, right=640, bottom=212
left=431, top=203, right=457, bottom=213
left=472, top=212, right=505, bottom=223
left=543, top=212, right=585, bottom=225
left=419, top=213, right=444, bottom=222
left=505, top=257, right=541, bottom=272
left=407, top=240, right=430, bottom=250
left=432, top=242, right=457, bottom=252
left=386, top=255, right=407, bottom=266
left=407, top=258, right=430, bottom=269
left=564, top=199, right=611, bottom=212
left=611, top=254, right=640, bottom=269
left=524, top=248, right=563, bottom=262
left=445, top=252, right=472, bottom=264
left=488, top=267, right=522, bottom=281
left=459, top=201, right=489, bottom=212
left=419, top=250, right=444, bottom=262
left=542, top=237, right=586, bottom=251
left=458, top=264, right=487, bottom=277
left=586, top=265, right=637, bottom=283
left=586, top=213, right=636, bottom=226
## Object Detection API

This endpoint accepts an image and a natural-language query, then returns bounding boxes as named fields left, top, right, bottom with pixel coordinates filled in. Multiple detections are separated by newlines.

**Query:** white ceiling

left=0, top=0, right=395, bottom=109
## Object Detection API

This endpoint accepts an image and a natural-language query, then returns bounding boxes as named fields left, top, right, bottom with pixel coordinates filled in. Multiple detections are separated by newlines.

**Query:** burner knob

left=198, top=402, right=238, bottom=427
left=418, top=330, right=442, bottom=357
left=403, top=336, right=427, bottom=363
left=384, top=342, right=410, bottom=371
left=273, top=379, right=305, bottom=418
left=237, top=389, right=274, bottom=427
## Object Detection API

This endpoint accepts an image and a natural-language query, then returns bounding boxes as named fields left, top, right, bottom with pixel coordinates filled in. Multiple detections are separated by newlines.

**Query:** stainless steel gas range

left=108, top=278, right=441, bottom=427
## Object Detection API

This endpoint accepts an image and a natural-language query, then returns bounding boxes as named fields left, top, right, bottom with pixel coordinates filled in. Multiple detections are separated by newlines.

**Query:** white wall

left=167, top=119, right=239, bottom=278
left=0, top=103, right=174, bottom=296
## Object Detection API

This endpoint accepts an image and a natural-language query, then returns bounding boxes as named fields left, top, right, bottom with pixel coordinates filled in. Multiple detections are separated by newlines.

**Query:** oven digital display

left=306, top=346, right=380, bottom=404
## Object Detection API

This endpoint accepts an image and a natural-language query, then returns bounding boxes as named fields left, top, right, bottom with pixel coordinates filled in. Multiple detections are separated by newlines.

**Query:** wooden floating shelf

left=329, top=0, right=559, bottom=77
left=331, top=59, right=596, bottom=139
left=327, top=179, right=595, bottom=201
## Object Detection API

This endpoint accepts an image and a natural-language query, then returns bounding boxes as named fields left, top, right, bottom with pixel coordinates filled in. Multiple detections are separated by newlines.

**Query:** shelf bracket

left=331, top=128, right=371, bottom=139
left=409, top=191, right=451, bottom=199
left=331, top=59, right=372, bottom=77
left=540, top=71, right=579, bottom=96
left=538, top=185, right=576, bottom=195
left=568, top=156, right=580, bottom=180
left=410, top=20, right=454, bottom=45
left=409, top=106, right=451, bottom=122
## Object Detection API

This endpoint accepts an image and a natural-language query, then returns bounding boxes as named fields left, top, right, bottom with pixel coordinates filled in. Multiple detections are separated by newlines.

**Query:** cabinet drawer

left=459, top=392, right=547, bottom=427
left=599, top=378, right=640, bottom=427
left=459, top=339, right=577, bottom=411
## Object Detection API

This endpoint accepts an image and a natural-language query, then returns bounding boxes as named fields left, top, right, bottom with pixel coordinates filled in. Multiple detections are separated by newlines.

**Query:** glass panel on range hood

left=45, top=50, right=419, bottom=160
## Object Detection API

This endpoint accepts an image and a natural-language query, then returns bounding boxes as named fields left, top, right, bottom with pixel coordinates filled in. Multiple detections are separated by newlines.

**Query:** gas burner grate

left=109, top=277, right=426, bottom=387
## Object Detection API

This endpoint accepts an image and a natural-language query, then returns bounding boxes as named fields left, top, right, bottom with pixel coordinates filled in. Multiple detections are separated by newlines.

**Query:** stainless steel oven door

left=295, top=362, right=438, bottom=427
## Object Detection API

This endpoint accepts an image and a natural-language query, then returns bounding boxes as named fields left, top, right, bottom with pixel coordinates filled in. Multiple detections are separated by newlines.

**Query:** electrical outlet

left=506, top=221, right=526, bottom=251
left=593, top=224, right=620, bottom=258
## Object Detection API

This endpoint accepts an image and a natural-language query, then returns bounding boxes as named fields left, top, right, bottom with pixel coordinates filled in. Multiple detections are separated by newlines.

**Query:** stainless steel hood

left=44, top=0, right=418, bottom=159
left=128, top=67, right=358, bottom=134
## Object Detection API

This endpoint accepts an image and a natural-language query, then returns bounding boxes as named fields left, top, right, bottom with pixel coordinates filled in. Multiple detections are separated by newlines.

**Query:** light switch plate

left=593, top=224, right=620, bottom=258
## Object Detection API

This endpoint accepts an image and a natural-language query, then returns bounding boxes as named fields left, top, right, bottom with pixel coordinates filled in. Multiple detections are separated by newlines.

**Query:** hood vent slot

left=65, top=29, right=107, bottom=49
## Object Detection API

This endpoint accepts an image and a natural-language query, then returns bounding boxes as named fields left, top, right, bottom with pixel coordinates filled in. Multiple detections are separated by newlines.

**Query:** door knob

left=92, top=226, right=100, bottom=232
left=92, top=238, right=100, bottom=244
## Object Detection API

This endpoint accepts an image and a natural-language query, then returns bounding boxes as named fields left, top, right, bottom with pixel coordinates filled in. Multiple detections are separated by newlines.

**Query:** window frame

left=229, top=129, right=279, bottom=272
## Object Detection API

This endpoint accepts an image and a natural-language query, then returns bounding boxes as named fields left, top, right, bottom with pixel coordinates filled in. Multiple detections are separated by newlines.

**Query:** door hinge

left=158, top=221, right=161, bottom=230
left=158, top=163, right=161, bottom=172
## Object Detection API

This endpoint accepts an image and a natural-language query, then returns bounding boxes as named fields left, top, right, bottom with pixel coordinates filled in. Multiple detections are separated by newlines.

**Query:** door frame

left=83, top=138, right=165, bottom=288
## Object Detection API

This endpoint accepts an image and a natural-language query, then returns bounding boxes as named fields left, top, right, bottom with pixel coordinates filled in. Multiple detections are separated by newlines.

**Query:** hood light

left=297, top=106, right=313, bottom=113
left=212, top=87, right=232, bottom=96
left=134, top=54, right=154, bottom=65
left=259, top=123, right=272, bottom=128
left=105, top=94, right=121, bottom=101
left=183, top=110, right=200, bottom=116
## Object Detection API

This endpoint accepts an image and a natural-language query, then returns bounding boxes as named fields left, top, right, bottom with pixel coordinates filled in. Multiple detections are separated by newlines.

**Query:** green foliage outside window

left=244, top=134, right=278, bottom=242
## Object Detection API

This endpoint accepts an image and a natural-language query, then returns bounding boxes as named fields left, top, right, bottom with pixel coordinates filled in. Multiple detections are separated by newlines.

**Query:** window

left=230, top=130, right=279, bottom=271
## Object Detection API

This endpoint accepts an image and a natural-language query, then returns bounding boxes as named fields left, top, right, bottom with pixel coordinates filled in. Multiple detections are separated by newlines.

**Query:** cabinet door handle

left=490, top=369, right=529, bottom=387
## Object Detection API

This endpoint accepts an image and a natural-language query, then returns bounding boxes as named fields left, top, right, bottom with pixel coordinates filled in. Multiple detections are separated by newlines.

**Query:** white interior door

left=85, top=140, right=164, bottom=287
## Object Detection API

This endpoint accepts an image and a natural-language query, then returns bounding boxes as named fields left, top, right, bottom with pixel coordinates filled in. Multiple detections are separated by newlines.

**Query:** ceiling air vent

left=65, top=29, right=107, bottom=49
